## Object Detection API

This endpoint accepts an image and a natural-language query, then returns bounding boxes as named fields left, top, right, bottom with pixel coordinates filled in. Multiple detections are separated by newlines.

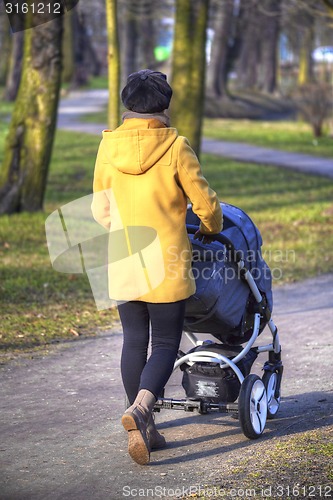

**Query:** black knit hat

left=121, top=69, right=173, bottom=113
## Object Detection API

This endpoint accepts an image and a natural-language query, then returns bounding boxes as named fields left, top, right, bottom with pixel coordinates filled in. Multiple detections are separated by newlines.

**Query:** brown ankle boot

left=147, top=415, right=167, bottom=450
left=121, top=389, right=156, bottom=465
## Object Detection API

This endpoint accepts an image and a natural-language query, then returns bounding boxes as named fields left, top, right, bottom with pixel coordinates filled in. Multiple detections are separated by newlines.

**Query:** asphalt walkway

left=1, top=275, right=333, bottom=499
left=201, top=138, right=333, bottom=178
left=57, top=89, right=333, bottom=179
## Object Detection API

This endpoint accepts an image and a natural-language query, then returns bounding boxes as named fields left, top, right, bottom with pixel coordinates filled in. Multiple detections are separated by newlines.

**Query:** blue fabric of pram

left=185, top=203, right=273, bottom=341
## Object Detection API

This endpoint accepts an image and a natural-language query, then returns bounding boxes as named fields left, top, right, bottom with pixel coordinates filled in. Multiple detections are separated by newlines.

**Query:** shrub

left=291, top=83, right=333, bottom=137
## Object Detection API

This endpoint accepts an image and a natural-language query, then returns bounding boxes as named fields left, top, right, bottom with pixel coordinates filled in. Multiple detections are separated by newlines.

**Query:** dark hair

left=121, top=69, right=173, bottom=113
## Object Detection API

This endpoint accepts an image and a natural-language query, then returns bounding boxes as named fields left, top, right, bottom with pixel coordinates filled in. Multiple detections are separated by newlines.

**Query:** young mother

left=91, top=69, right=223, bottom=465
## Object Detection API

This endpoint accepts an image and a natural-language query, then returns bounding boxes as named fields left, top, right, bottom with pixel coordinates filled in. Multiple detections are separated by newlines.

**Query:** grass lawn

left=202, top=154, right=333, bottom=283
left=0, top=117, right=333, bottom=357
left=212, top=426, right=333, bottom=495
left=203, top=118, right=333, bottom=158
left=0, top=123, right=117, bottom=358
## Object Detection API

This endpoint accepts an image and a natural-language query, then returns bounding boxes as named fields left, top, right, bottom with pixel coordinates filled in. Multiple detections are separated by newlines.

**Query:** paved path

left=57, top=89, right=333, bottom=179
left=201, top=139, right=333, bottom=178
left=1, top=91, right=332, bottom=499
left=1, top=274, right=333, bottom=499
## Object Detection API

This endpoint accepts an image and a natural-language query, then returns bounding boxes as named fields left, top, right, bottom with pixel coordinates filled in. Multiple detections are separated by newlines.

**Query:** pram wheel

left=238, top=374, right=267, bottom=439
left=262, top=371, right=281, bottom=419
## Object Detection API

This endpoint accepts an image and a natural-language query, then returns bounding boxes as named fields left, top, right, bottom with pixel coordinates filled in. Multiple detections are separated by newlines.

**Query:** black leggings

left=118, top=300, right=186, bottom=404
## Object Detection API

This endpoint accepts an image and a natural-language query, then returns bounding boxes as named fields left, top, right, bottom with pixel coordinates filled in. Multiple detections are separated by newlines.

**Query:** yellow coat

left=91, top=118, right=223, bottom=303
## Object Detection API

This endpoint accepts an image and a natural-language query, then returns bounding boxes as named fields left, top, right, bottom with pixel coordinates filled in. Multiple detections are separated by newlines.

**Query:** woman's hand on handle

left=193, top=230, right=217, bottom=245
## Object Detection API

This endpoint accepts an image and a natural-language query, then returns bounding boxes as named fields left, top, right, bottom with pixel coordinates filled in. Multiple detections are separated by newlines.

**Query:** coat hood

left=101, top=118, right=179, bottom=175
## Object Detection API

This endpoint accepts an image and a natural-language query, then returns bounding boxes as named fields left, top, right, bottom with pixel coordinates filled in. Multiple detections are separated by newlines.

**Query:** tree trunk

left=4, top=31, right=24, bottom=101
left=321, top=0, right=333, bottom=12
left=261, top=0, right=281, bottom=93
left=139, top=1, right=156, bottom=70
left=106, top=0, right=120, bottom=130
left=71, top=8, right=90, bottom=87
left=297, top=19, right=315, bottom=85
left=82, top=18, right=102, bottom=78
left=237, top=1, right=261, bottom=90
left=121, top=7, right=139, bottom=84
left=0, top=17, right=12, bottom=86
left=120, top=0, right=157, bottom=84
left=0, top=14, right=63, bottom=214
left=62, top=9, right=101, bottom=87
left=171, top=0, right=209, bottom=157
left=313, top=123, right=323, bottom=137
left=62, top=9, right=75, bottom=83
left=206, top=0, right=235, bottom=98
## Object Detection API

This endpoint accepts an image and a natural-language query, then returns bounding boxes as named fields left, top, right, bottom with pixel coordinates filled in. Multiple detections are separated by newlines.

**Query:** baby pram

left=154, top=203, right=283, bottom=439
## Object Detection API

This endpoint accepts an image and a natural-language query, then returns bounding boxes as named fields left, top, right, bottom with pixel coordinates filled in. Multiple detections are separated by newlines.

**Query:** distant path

left=57, top=89, right=333, bottom=179
left=201, top=138, right=333, bottom=178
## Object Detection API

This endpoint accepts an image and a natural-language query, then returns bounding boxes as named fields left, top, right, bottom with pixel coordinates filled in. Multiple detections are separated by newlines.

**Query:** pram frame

left=154, top=226, right=283, bottom=439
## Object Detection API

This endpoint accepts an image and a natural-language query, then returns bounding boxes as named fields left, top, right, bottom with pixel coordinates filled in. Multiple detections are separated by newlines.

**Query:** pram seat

left=184, top=203, right=273, bottom=344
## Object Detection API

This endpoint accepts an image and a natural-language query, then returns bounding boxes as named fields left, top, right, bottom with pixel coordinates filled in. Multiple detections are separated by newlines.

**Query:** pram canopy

left=185, top=203, right=273, bottom=342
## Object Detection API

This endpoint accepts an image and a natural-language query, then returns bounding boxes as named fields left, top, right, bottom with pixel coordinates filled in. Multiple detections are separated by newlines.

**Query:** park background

left=0, top=0, right=332, bottom=356
left=0, top=0, right=333, bottom=496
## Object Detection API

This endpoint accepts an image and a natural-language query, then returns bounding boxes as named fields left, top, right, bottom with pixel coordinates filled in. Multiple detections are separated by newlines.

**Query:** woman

left=91, top=69, right=223, bottom=465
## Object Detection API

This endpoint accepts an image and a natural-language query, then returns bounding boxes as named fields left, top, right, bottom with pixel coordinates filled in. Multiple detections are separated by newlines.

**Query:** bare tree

left=292, top=83, right=332, bottom=137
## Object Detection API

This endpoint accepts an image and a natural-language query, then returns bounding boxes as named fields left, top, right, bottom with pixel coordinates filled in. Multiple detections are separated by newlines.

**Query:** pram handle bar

left=186, top=224, right=237, bottom=256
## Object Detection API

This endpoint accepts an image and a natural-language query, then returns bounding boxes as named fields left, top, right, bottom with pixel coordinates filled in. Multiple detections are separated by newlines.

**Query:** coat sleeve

left=176, top=137, right=223, bottom=234
left=91, top=140, right=111, bottom=230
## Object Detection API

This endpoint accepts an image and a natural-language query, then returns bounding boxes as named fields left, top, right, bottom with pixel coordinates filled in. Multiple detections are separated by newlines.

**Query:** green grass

left=197, top=426, right=333, bottom=499
left=0, top=101, right=13, bottom=119
left=0, top=117, right=333, bottom=355
left=79, top=109, right=108, bottom=125
left=84, top=75, right=109, bottom=90
left=0, top=124, right=117, bottom=357
left=60, top=75, right=109, bottom=92
left=203, top=118, right=333, bottom=158
left=202, top=154, right=333, bottom=283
